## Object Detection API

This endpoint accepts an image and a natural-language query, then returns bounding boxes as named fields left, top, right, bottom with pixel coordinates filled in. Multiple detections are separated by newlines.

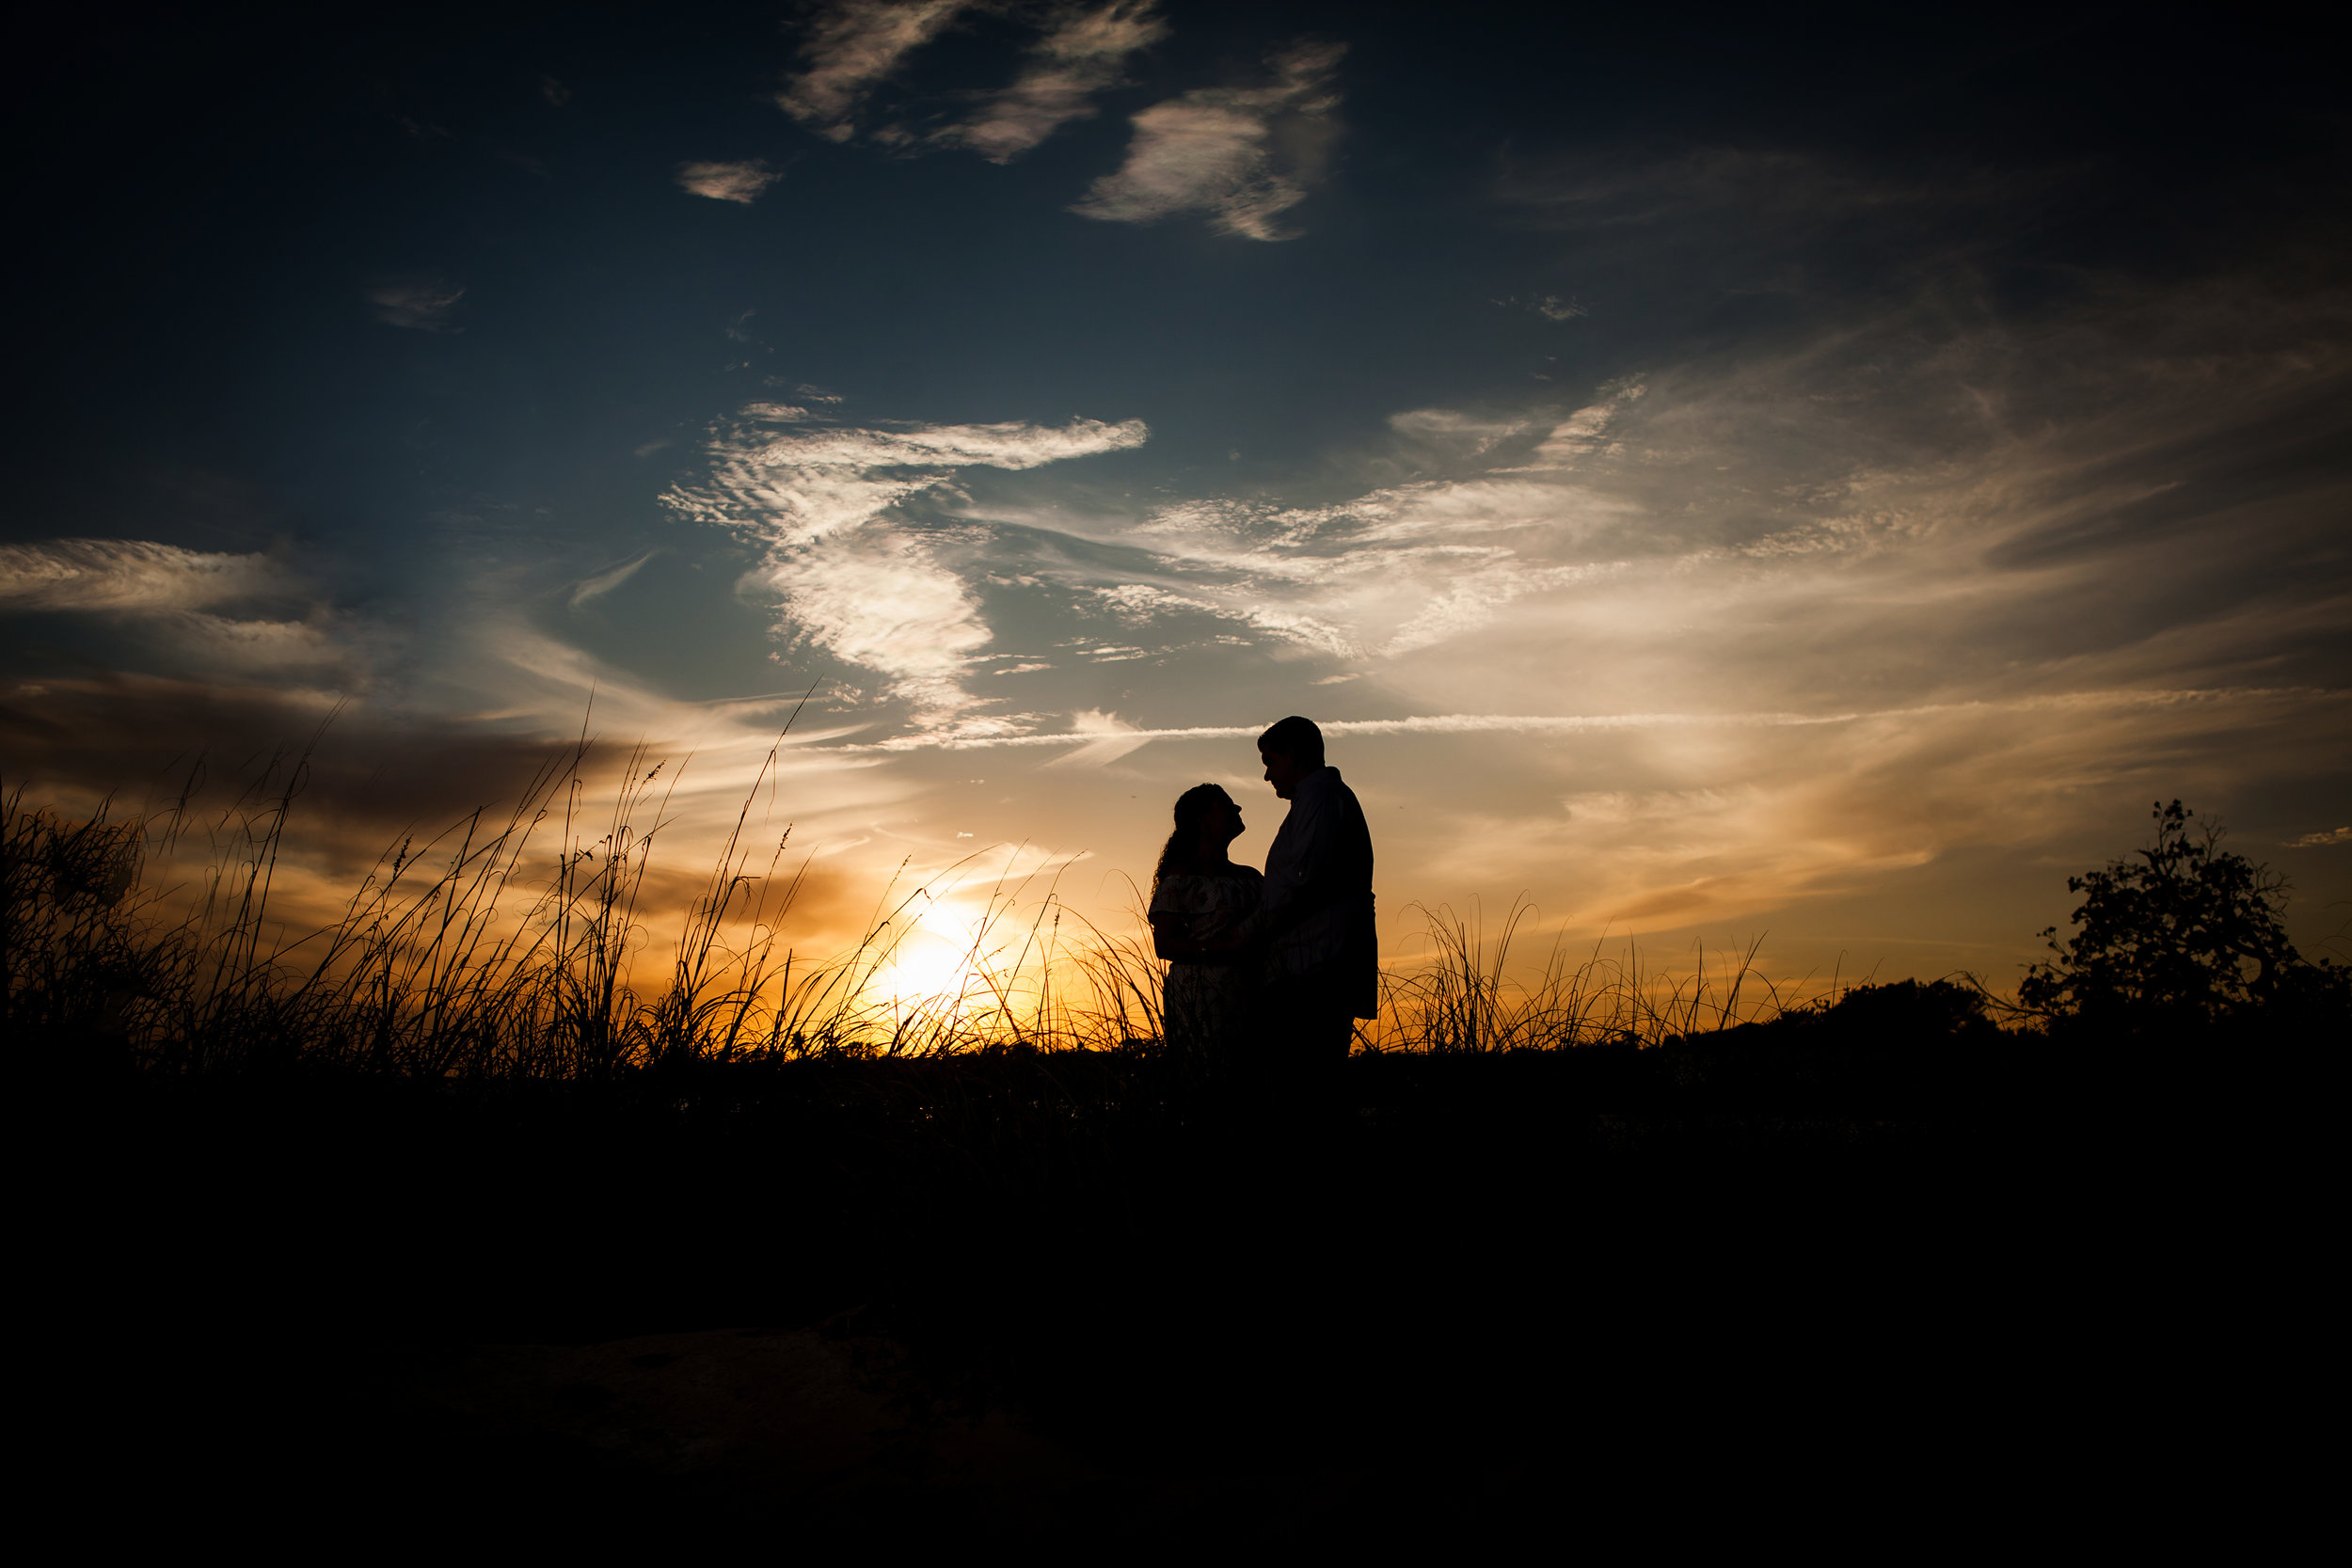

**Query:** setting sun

left=866, top=923, right=985, bottom=1011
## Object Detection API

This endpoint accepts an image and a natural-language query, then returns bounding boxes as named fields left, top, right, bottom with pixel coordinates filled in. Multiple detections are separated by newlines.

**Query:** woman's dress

left=1151, top=867, right=1263, bottom=1066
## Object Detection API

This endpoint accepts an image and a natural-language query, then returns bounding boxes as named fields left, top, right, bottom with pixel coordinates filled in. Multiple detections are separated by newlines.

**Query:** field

left=12, top=757, right=2332, bottom=1544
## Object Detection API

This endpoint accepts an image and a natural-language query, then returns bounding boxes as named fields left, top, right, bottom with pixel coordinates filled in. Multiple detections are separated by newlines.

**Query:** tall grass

left=5, top=744, right=1818, bottom=1082
left=1368, top=898, right=1797, bottom=1053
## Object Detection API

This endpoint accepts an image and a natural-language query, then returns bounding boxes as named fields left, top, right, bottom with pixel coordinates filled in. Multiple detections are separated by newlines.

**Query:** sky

left=6, top=1, right=2349, bottom=997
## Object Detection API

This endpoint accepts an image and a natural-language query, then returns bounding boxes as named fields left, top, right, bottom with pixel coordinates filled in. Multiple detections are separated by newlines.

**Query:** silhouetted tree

left=2021, top=800, right=2344, bottom=1027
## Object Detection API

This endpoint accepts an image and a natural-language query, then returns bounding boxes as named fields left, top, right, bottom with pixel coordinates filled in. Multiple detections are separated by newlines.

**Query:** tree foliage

left=2021, top=800, right=2344, bottom=1026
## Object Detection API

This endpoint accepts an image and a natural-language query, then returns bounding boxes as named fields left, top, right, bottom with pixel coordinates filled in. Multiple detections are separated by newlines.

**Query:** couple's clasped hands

left=1192, top=920, right=1252, bottom=955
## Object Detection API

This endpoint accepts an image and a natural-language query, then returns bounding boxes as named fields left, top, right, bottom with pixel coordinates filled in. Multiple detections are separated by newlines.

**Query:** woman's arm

left=1192, top=872, right=1263, bottom=953
left=1150, top=911, right=1201, bottom=960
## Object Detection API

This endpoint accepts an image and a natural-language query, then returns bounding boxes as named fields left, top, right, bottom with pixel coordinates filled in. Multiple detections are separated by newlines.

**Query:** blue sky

left=7, top=1, right=2348, bottom=989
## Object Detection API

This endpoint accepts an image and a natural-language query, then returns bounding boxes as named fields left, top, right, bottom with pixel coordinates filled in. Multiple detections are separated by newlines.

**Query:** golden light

left=866, top=917, right=983, bottom=1010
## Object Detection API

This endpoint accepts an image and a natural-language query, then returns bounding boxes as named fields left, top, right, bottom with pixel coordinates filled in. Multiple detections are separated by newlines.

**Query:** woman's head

left=1153, top=783, right=1243, bottom=887
left=1173, top=783, right=1238, bottom=838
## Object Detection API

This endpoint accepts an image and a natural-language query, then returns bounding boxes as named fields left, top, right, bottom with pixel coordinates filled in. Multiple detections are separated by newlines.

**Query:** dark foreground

left=67, top=984, right=2257, bottom=1547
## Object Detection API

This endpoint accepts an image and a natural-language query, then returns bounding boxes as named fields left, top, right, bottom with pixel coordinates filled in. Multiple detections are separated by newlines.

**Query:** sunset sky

left=7, top=2, right=2347, bottom=995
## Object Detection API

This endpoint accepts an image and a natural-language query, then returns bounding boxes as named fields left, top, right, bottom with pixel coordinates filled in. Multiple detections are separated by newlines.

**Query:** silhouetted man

left=1239, top=715, right=1376, bottom=1078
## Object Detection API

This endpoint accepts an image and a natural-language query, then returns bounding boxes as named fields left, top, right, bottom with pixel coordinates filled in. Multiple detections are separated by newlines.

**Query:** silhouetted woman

left=1148, top=784, right=1263, bottom=1073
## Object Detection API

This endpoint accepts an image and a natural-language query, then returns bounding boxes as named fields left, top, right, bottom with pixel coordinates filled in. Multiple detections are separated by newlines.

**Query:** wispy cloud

left=1496, top=293, right=1587, bottom=322
left=1072, top=39, right=1344, bottom=240
left=935, top=1, right=1167, bottom=162
left=676, top=159, right=782, bottom=202
left=665, top=406, right=1148, bottom=724
left=759, top=531, right=999, bottom=726
left=955, top=391, right=1649, bottom=659
left=1037, top=707, right=1152, bottom=768
left=770, top=4, right=1327, bottom=225
left=995, top=176, right=2347, bottom=715
left=151, top=613, right=347, bottom=675
left=854, top=689, right=2339, bottom=753
left=823, top=684, right=2349, bottom=945
left=365, top=278, right=464, bottom=331
left=0, top=539, right=293, bottom=612
left=883, top=206, right=2344, bottom=954
left=0, top=539, right=361, bottom=685
left=568, top=552, right=657, bottom=610
left=776, top=0, right=969, bottom=142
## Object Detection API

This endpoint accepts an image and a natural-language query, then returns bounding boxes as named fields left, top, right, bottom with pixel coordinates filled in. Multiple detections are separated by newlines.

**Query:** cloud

left=727, top=417, right=1151, bottom=483
left=777, top=2, right=1161, bottom=164
left=777, top=0, right=969, bottom=141
left=1038, top=708, right=1152, bottom=768
left=676, top=159, right=782, bottom=202
left=1384, top=408, right=1531, bottom=461
left=568, top=552, right=657, bottom=610
left=940, top=426, right=1645, bottom=667
left=670, top=413, right=1148, bottom=547
left=1496, top=293, right=1587, bottom=322
left=665, top=406, right=1149, bottom=724
left=1072, top=39, right=1344, bottom=240
left=1525, top=391, right=1640, bottom=466
left=996, top=399, right=1644, bottom=658
left=1323, top=479, right=1629, bottom=544
left=826, top=683, right=2345, bottom=955
left=936, top=1, right=1167, bottom=163
left=921, top=206, right=2347, bottom=840
left=152, top=613, right=346, bottom=675
left=2289, top=826, right=2352, bottom=847
left=0, top=538, right=367, bottom=685
left=0, top=539, right=293, bottom=612
left=1089, top=582, right=1212, bottom=621
left=758, top=531, right=996, bottom=721
left=365, top=278, right=464, bottom=331
left=0, top=668, right=890, bottom=958
left=935, top=689, right=2333, bottom=745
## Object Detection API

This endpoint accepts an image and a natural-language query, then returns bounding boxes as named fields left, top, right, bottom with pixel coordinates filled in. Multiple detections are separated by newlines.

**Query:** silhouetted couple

left=1148, top=716, right=1376, bottom=1101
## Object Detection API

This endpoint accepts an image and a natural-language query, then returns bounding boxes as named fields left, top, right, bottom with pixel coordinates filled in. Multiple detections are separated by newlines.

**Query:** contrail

left=866, top=711, right=1847, bottom=753
left=848, top=687, right=2339, bottom=756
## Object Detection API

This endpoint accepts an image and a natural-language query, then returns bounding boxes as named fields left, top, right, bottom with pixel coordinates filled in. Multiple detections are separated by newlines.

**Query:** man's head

left=1257, top=715, right=1325, bottom=800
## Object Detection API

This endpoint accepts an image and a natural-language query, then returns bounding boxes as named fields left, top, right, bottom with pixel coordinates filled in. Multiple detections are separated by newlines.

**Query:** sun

left=868, top=925, right=979, bottom=1008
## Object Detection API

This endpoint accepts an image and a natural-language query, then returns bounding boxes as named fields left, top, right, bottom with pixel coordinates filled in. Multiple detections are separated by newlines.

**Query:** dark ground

left=62, top=988, right=2213, bottom=1547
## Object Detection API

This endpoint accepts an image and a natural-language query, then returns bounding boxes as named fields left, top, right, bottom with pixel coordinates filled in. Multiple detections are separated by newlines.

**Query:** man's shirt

left=1247, top=766, right=1376, bottom=1000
